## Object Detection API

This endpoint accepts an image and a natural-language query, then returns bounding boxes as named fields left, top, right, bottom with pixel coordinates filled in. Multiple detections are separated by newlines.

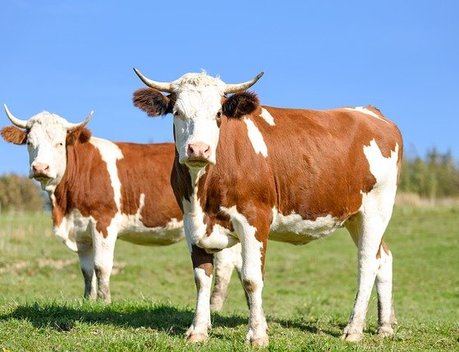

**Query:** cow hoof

left=250, top=336, right=269, bottom=348
left=377, top=326, right=394, bottom=337
left=187, top=333, right=208, bottom=344
left=340, top=332, right=363, bottom=342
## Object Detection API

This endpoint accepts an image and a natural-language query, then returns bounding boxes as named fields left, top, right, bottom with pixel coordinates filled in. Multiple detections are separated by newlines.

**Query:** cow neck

left=49, top=141, right=85, bottom=227
left=175, top=161, right=210, bottom=212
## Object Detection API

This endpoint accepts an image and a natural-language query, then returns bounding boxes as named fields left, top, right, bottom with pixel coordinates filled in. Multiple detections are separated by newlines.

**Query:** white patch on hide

left=360, top=140, right=400, bottom=225
left=270, top=208, right=343, bottom=244
left=244, top=118, right=268, bottom=157
left=345, top=107, right=389, bottom=124
left=89, top=137, right=124, bottom=210
left=260, top=108, right=275, bottom=126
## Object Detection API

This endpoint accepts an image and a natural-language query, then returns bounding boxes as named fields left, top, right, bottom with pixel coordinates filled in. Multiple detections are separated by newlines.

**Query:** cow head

left=1, top=105, right=93, bottom=191
left=133, top=69, right=263, bottom=169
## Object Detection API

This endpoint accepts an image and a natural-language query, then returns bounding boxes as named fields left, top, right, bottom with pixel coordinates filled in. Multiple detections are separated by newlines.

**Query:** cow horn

left=223, top=72, right=264, bottom=94
left=133, top=68, right=173, bottom=93
left=65, top=111, right=94, bottom=131
left=3, top=104, right=28, bottom=129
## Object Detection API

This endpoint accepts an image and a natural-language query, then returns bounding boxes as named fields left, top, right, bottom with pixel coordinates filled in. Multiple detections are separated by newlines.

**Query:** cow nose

left=187, top=142, right=211, bottom=160
left=32, top=162, right=50, bottom=175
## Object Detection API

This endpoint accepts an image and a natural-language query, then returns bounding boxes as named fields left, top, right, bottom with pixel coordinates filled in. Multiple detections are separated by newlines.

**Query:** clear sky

left=1, top=1, right=458, bottom=175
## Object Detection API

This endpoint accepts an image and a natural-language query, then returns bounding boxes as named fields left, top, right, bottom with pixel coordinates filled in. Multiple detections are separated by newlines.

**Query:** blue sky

left=1, top=1, right=458, bottom=175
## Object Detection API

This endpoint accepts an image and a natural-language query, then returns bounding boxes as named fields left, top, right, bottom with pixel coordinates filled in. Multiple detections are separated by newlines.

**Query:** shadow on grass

left=273, top=317, right=344, bottom=338
left=0, top=302, right=345, bottom=340
left=0, top=301, right=247, bottom=337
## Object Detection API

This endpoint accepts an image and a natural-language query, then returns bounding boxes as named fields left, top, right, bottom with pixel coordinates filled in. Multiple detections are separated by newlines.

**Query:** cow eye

left=55, top=142, right=64, bottom=148
left=216, top=111, right=222, bottom=127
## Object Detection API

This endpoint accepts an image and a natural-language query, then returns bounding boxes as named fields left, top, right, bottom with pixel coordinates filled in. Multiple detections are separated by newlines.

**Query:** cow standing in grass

left=133, top=69, right=403, bottom=346
left=1, top=106, right=242, bottom=307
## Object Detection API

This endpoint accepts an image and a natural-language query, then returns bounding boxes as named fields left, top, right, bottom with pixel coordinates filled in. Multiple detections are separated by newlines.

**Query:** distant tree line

left=0, top=174, right=46, bottom=213
left=399, top=148, right=459, bottom=199
left=0, top=148, right=458, bottom=213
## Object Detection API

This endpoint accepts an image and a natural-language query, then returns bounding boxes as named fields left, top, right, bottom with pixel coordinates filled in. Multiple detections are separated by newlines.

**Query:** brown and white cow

left=132, top=69, right=403, bottom=346
left=0, top=105, right=242, bottom=307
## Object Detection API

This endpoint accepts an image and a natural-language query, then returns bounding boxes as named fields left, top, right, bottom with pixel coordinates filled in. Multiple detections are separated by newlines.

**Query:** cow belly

left=118, top=227, right=184, bottom=246
left=117, top=217, right=184, bottom=246
left=269, top=210, right=344, bottom=245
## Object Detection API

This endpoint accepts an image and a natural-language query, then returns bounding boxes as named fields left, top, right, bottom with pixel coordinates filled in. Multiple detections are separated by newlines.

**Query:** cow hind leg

left=375, top=242, right=397, bottom=336
left=343, top=208, right=395, bottom=341
left=92, top=228, right=117, bottom=303
left=210, top=243, right=243, bottom=312
left=77, top=240, right=97, bottom=300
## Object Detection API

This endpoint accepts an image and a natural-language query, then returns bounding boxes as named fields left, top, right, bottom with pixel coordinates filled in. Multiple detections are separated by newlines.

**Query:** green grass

left=0, top=207, right=458, bottom=351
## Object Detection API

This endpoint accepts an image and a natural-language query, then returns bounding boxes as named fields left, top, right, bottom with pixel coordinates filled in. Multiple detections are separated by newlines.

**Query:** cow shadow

left=0, top=302, right=343, bottom=339
left=0, top=302, right=248, bottom=337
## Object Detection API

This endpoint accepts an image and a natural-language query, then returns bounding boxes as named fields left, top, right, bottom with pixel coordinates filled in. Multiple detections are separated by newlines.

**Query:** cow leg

left=229, top=210, right=269, bottom=347
left=375, top=241, right=397, bottom=336
left=343, top=210, right=394, bottom=341
left=210, top=243, right=242, bottom=312
left=91, top=227, right=117, bottom=303
left=76, top=240, right=97, bottom=300
left=186, top=245, right=214, bottom=343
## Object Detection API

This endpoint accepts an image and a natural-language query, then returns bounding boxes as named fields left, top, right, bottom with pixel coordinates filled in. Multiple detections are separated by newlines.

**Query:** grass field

left=0, top=206, right=457, bottom=351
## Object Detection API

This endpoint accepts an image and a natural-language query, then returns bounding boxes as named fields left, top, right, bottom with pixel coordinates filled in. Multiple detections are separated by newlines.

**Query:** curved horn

left=133, top=68, right=173, bottom=93
left=224, top=72, right=264, bottom=94
left=64, top=111, right=94, bottom=131
left=4, top=104, right=28, bottom=128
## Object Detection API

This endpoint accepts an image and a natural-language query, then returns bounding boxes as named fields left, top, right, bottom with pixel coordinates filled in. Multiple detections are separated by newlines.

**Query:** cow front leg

left=76, top=240, right=97, bottom=300
left=92, top=227, right=117, bottom=303
left=227, top=208, right=269, bottom=347
left=186, top=245, right=214, bottom=343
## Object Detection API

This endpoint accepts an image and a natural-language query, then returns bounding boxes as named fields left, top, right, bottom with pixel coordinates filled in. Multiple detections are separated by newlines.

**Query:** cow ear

left=0, top=126, right=27, bottom=145
left=67, top=127, right=92, bottom=145
left=133, top=88, right=174, bottom=117
left=222, top=91, right=260, bottom=119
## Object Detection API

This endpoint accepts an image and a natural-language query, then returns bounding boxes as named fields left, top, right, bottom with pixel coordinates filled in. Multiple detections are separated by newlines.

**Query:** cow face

left=1, top=106, right=92, bottom=191
left=133, top=70, right=263, bottom=170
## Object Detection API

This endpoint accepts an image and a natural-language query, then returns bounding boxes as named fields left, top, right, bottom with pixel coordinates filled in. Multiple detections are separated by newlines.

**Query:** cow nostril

left=187, top=145, right=195, bottom=157
left=32, top=163, right=50, bottom=174
left=187, top=143, right=211, bottom=159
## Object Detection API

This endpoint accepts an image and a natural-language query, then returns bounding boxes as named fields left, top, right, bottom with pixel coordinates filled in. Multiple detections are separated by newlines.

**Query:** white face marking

left=260, top=108, right=275, bottom=126
left=171, top=73, right=225, bottom=165
left=24, top=112, right=69, bottom=190
left=89, top=138, right=124, bottom=210
left=270, top=208, right=342, bottom=244
left=244, top=118, right=268, bottom=157
left=345, top=107, right=389, bottom=124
